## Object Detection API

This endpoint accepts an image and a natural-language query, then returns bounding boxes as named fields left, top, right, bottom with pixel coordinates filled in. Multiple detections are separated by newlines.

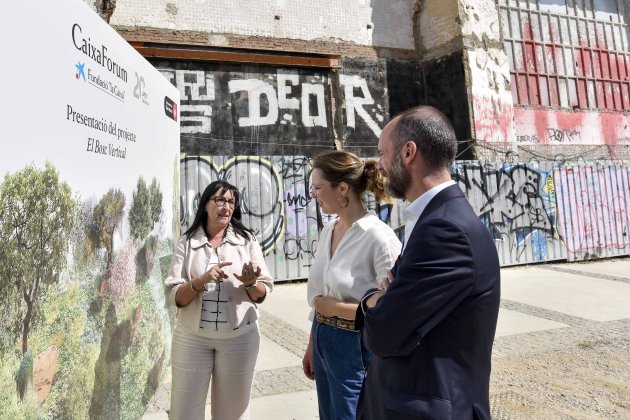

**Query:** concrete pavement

left=142, top=257, right=630, bottom=419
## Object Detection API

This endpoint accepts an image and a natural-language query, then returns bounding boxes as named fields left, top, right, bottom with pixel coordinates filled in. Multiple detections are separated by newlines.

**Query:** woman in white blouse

left=165, top=180, right=273, bottom=420
left=303, top=150, right=401, bottom=420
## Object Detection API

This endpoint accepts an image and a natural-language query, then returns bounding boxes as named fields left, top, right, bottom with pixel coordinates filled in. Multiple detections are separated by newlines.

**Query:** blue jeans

left=312, top=318, right=372, bottom=420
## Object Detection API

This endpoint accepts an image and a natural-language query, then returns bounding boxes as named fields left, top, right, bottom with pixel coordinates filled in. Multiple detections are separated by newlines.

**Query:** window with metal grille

left=500, top=0, right=630, bottom=110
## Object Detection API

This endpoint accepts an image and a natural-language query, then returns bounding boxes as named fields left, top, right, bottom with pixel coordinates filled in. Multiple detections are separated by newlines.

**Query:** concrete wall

left=111, top=0, right=416, bottom=56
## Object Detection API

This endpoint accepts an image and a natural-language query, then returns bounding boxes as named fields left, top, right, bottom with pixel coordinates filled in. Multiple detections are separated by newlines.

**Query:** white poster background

left=0, top=1, right=180, bottom=241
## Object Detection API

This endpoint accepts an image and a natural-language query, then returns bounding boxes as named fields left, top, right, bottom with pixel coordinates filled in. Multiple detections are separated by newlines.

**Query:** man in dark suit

left=355, top=106, right=500, bottom=420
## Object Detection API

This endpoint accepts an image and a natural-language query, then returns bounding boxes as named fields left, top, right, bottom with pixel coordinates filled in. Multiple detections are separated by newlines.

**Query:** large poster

left=0, top=1, right=179, bottom=418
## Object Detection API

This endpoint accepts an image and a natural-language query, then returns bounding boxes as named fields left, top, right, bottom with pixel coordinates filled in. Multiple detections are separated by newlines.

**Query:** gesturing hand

left=234, top=262, right=261, bottom=287
left=203, top=261, right=232, bottom=284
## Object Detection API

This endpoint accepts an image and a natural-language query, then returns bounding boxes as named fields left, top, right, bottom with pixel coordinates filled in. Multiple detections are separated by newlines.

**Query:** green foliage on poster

left=90, top=189, right=126, bottom=267
left=128, top=177, right=163, bottom=241
left=0, top=162, right=76, bottom=355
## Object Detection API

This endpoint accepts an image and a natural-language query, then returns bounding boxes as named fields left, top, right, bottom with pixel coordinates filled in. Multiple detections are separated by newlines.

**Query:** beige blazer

left=165, top=225, right=273, bottom=332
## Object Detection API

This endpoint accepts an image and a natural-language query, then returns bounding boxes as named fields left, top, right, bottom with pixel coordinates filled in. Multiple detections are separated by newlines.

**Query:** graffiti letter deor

left=340, top=75, right=381, bottom=137
left=277, top=71, right=300, bottom=110
left=301, top=83, right=327, bottom=127
left=229, top=79, right=279, bottom=127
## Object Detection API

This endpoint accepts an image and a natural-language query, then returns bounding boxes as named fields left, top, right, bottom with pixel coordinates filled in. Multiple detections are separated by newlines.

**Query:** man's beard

left=384, top=155, right=410, bottom=199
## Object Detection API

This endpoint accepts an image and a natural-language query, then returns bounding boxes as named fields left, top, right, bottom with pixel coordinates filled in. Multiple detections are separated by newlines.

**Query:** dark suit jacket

left=355, top=184, right=500, bottom=420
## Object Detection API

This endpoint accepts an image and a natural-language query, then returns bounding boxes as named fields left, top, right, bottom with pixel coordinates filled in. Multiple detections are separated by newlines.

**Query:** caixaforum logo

left=71, top=22, right=127, bottom=102
left=75, top=62, right=86, bottom=81
left=74, top=60, right=126, bottom=102
left=72, top=23, right=127, bottom=82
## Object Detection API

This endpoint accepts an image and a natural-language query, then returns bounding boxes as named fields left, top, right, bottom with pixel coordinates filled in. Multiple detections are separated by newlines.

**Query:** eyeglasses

left=210, top=196, right=237, bottom=208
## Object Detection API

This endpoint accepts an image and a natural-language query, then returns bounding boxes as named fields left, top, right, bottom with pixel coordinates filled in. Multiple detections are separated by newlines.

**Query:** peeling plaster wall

left=467, top=48, right=515, bottom=144
left=459, top=0, right=501, bottom=42
left=417, top=0, right=460, bottom=56
left=460, top=0, right=516, bottom=146
left=110, top=0, right=415, bottom=50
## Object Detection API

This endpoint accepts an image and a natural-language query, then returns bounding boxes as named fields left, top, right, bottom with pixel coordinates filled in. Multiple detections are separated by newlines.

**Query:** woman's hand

left=377, top=270, right=394, bottom=291
left=313, top=296, right=358, bottom=320
left=175, top=261, right=232, bottom=307
left=313, top=295, right=338, bottom=317
left=201, top=261, right=232, bottom=285
left=234, top=262, right=262, bottom=287
left=235, top=262, right=266, bottom=302
left=302, top=334, right=315, bottom=380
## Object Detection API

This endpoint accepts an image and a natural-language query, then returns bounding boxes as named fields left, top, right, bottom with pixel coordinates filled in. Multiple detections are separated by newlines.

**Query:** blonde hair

left=312, top=150, right=393, bottom=204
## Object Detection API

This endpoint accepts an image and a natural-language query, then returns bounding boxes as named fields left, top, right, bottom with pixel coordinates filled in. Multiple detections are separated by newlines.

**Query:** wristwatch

left=245, top=281, right=258, bottom=290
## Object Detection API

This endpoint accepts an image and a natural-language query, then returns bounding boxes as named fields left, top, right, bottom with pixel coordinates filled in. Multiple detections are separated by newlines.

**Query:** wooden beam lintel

left=132, top=45, right=339, bottom=69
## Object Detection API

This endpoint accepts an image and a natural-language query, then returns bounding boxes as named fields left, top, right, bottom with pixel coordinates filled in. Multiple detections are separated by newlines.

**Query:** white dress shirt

left=360, top=180, right=457, bottom=315
left=402, top=180, right=456, bottom=250
left=307, top=212, right=402, bottom=320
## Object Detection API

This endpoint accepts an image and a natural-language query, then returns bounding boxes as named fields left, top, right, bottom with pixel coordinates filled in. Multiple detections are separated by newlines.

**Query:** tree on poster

left=128, top=177, right=162, bottom=241
left=91, top=189, right=126, bottom=268
left=0, top=163, right=75, bottom=354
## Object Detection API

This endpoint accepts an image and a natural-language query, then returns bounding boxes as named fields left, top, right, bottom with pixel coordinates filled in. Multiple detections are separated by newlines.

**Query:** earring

left=337, top=195, right=349, bottom=208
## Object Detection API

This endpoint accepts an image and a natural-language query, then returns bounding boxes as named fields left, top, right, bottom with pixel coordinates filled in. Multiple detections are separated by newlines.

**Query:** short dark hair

left=392, top=105, right=457, bottom=170
left=183, top=180, right=254, bottom=240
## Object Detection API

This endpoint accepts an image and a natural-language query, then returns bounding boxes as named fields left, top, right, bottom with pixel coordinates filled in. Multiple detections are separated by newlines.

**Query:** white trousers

left=169, top=323, right=260, bottom=420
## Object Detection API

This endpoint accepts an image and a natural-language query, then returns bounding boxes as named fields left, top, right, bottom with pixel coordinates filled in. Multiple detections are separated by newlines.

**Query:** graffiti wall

left=151, top=57, right=461, bottom=158
left=179, top=155, right=408, bottom=280
left=454, top=160, right=629, bottom=264
left=514, top=108, right=630, bottom=147
left=180, top=156, right=630, bottom=280
left=455, top=160, right=629, bottom=264
left=554, top=162, right=630, bottom=260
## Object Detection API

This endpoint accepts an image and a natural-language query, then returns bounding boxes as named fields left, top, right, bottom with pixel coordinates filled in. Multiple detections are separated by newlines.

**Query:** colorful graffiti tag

left=181, top=156, right=630, bottom=279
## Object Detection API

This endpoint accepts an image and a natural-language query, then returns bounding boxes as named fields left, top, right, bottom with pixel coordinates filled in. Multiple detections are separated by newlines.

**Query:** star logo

left=75, top=62, right=86, bottom=81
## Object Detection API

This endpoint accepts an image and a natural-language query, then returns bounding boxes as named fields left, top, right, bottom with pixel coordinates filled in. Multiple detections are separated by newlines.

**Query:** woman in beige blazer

left=165, top=180, right=273, bottom=420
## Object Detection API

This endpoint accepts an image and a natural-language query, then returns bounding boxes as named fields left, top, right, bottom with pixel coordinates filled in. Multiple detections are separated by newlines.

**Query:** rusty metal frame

left=129, top=42, right=340, bottom=69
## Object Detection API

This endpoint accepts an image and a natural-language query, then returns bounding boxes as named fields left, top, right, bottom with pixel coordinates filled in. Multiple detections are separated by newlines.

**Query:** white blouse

left=199, top=251, right=231, bottom=333
left=307, top=212, right=402, bottom=320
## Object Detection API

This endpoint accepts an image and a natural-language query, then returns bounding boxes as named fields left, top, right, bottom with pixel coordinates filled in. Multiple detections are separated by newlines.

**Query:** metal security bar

left=500, top=0, right=630, bottom=110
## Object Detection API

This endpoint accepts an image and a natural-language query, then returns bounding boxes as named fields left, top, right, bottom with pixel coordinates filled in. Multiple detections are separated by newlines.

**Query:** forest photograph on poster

left=0, top=160, right=179, bottom=419
left=0, top=1, right=180, bottom=417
